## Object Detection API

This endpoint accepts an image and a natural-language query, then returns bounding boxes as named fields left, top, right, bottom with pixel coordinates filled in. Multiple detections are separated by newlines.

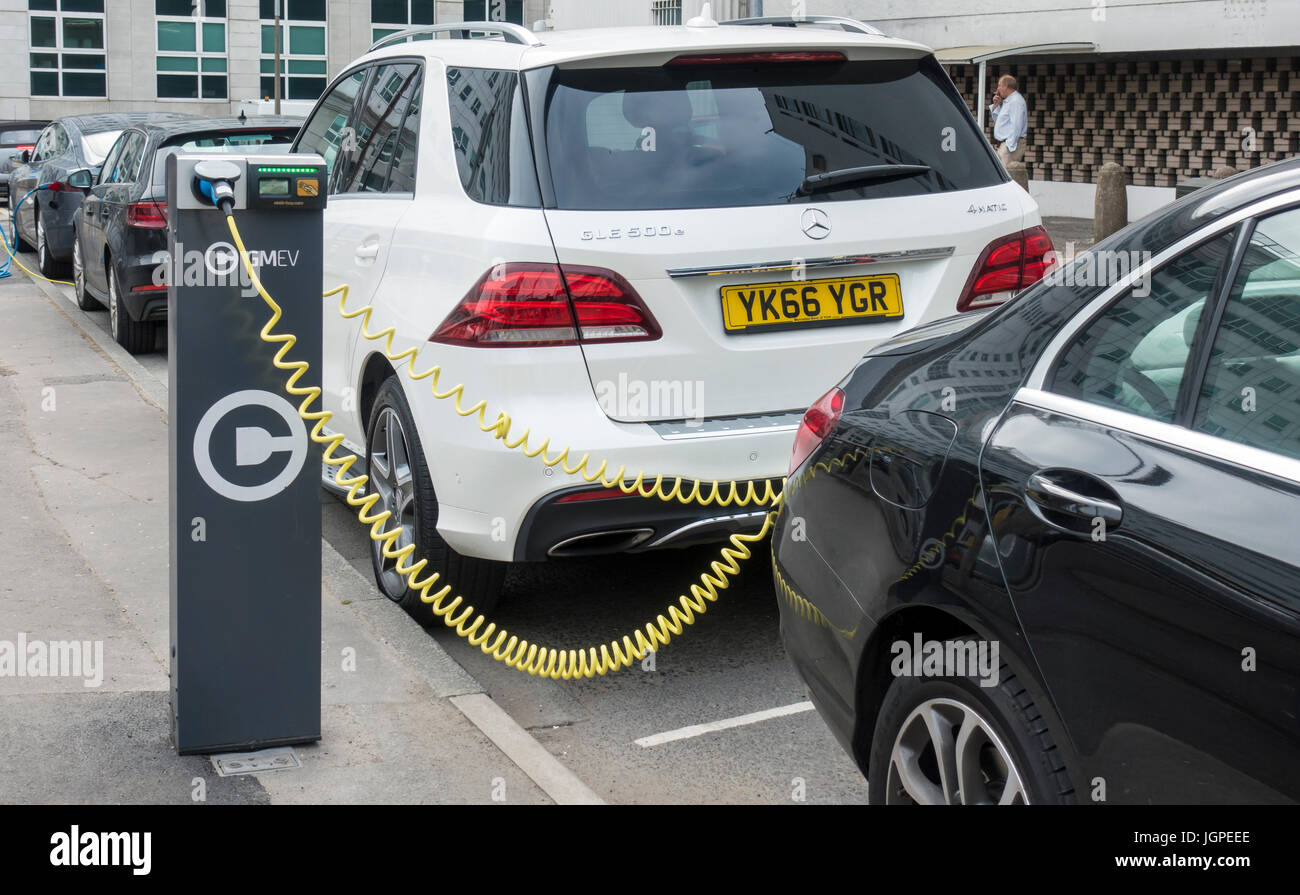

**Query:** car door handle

left=1025, top=471, right=1123, bottom=527
left=355, top=241, right=380, bottom=261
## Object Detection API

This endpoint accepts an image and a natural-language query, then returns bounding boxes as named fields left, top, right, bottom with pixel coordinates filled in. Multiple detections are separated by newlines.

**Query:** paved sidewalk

left=0, top=262, right=601, bottom=804
left=1042, top=216, right=1096, bottom=253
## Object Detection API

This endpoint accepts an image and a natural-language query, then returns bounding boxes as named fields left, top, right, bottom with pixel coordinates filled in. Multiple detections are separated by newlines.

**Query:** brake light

left=17, top=144, right=34, bottom=152
left=667, top=51, right=846, bottom=66
left=956, top=225, right=1055, bottom=312
left=127, top=202, right=168, bottom=229
left=45, top=181, right=70, bottom=192
left=789, top=387, right=845, bottom=477
left=555, top=487, right=629, bottom=503
left=430, top=263, right=660, bottom=347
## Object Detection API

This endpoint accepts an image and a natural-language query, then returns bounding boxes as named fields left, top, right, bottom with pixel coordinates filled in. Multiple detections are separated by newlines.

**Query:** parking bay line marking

left=635, top=701, right=815, bottom=748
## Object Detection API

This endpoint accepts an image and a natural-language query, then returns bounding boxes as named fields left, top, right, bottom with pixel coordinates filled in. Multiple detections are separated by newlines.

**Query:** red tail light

left=430, top=263, right=660, bottom=348
left=789, top=386, right=845, bottom=477
left=127, top=202, right=168, bottom=229
left=667, top=51, right=846, bottom=66
left=17, top=144, right=34, bottom=152
left=555, top=487, right=629, bottom=503
left=956, top=225, right=1055, bottom=312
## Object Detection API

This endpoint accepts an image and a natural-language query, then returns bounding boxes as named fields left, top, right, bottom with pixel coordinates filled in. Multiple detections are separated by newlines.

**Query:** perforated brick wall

left=948, top=55, right=1300, bottom=187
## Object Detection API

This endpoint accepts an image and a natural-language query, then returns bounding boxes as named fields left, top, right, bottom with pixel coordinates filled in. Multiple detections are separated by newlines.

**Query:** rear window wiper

left=796, top=164, right=932, bottom=196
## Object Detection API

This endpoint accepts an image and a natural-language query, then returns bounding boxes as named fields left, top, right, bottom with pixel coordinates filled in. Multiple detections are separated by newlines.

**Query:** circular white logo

left=204, top=241, right=240, bottom=278
left=193, top=390, right=308, bottom=502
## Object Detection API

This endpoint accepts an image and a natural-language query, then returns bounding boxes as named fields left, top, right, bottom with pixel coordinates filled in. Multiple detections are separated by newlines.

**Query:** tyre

left=867, top=638, right=1075, bottom=804
left=36, top=211, right=65, bottom=278
left=72, top=228, right=99, bottom=310
left=365, top=375, right=507, bottom=623
left=108, top=265, right=155, bottom=354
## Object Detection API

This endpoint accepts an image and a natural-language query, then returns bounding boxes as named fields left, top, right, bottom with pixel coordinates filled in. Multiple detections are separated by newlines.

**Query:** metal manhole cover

left=210, top=746, right=302, bottom=777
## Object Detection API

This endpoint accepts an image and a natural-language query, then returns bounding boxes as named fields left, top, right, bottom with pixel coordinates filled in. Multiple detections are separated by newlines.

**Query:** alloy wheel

left=368, top=406, right=418, bottom=599
left=37, top=216, right=48, bottom=269
left=885, top=697, right=1029, bottom=805
left=108, top=267, right=119, bottom=335
left=72, top=233, right=84, bottom=297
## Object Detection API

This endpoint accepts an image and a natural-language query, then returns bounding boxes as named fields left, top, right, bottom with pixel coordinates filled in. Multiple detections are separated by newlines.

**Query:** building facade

left=0, top=0, right=546, bottom=119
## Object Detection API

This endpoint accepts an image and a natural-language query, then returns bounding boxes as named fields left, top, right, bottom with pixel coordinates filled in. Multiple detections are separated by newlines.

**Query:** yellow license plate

left=720, top=274, right=903, bottom=332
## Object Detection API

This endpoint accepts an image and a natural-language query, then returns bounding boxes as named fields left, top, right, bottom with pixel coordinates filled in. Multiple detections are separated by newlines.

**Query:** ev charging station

left=167, top=152, right=328, bottom=755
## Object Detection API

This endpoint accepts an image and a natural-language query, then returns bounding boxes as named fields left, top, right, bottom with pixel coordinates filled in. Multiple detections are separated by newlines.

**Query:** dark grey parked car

left=73, top=115, right=301, bottom=353
left=9, top=113, right=193, bottom=276
left=0, top=120, right=48, bottom=202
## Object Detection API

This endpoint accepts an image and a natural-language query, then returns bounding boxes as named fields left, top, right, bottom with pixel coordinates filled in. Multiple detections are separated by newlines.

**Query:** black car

left=9, top=114, right=194, bottom=277
left=0, top=120, right=48, bottom=201
left=71, top=116, right=302, bottom=353
left=774, top=158, right=1300, bottom=805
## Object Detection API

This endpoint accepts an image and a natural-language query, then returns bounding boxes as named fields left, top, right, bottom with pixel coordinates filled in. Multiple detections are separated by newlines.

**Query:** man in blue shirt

left=989, top=74, right=1028, bottom=166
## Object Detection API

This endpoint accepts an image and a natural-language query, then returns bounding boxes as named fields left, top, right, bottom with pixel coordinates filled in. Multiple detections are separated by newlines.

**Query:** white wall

left=1029, top=180, right=1176, bottom=221
left=549, top=0, right=752, bottom=30
left=770, top=0, right=1293, bottom=55
left=548, top=0, right=1294, bottom=54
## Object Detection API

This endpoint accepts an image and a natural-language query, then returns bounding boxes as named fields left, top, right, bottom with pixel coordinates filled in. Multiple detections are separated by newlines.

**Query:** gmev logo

left=148, top=240, right=301, bottom=298
left=0, top=633, right=103, bottom=688
left=890, top=634, right=1000, bottom=688
left=49, top=826, right=151, bottom=876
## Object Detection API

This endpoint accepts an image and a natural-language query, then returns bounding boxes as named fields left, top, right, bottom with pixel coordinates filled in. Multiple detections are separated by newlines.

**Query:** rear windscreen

left=1, top=130, right=41, bottom=145
left=542, top=56, right=1004, bottom=210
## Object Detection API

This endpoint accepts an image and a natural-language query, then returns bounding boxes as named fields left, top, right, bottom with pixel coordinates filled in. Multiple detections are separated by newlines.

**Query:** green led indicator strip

left=256, top=166, right=320, bottom=174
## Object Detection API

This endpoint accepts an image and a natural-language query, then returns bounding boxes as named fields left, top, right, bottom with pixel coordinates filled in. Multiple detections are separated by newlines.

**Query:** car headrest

left=621, top=89, right=694, bottom=132
left=1184, top=303, right=1203, bottom=347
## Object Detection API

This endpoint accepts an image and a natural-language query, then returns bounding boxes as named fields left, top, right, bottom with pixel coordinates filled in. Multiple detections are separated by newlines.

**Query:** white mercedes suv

left=292, top=14, right=1052, bottom=617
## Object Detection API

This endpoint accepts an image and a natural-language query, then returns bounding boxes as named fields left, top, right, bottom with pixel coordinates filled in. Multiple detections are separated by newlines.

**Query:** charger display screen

left=259, top=177, right=290, bottom=197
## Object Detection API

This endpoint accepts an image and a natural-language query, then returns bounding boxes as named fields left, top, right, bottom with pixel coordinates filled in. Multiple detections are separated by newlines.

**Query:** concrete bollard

left=1095, top=162, right=1128, bottom=243
left=1005, top=160, right=1029, bottom=193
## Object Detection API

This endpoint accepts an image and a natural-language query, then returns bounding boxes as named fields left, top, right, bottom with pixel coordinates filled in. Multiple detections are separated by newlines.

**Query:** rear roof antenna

left=686, top=1, right=718, bottom=27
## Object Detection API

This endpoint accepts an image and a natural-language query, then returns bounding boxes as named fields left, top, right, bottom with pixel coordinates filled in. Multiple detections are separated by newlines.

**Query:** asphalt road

left=322, top=494, right=869, bottom=804
left=6, top=206, right=869, bottom=803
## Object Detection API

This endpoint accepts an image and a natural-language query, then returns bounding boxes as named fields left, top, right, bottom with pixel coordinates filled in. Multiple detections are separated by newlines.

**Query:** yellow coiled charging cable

left=224, top=213, right=783, bottom=679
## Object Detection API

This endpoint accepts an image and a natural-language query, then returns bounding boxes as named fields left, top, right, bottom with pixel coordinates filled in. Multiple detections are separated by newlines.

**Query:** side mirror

left=66, top=168, right=93, bottom=190
left=20, top=150, right=30, bottom=164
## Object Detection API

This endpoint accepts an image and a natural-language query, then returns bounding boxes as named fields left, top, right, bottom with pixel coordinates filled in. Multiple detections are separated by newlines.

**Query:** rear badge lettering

left=581, top=225, right=685, bottom=240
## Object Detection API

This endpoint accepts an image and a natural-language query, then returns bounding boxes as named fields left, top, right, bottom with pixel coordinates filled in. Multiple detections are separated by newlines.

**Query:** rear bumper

left=391, top=343, right=797, bottom=563
left=514, top=480, right=772, bottom=561
left=118, top=254, right=169, bottom=321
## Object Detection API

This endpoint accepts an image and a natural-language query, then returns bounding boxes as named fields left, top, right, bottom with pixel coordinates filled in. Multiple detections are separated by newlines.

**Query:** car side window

left=104, top=133, right=142, bottom=184
left=120, top=133, right=147, bottom=184
left=296, top=66, right=369, bottom=192
left=387, top=69, right=421, bottom=193
left=31, top=128, right=50, bottom=162
left=1194, top=208, right=1300, bottom=460
left=337, top=62, right=421, bottom=194
left=1048, top=232, right=1235, bottom=423
left=49, top=125, right=68, bottom=157
left=447, top=66, right=537, bottom=206
left=97, top=134, right=127, bottom=186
